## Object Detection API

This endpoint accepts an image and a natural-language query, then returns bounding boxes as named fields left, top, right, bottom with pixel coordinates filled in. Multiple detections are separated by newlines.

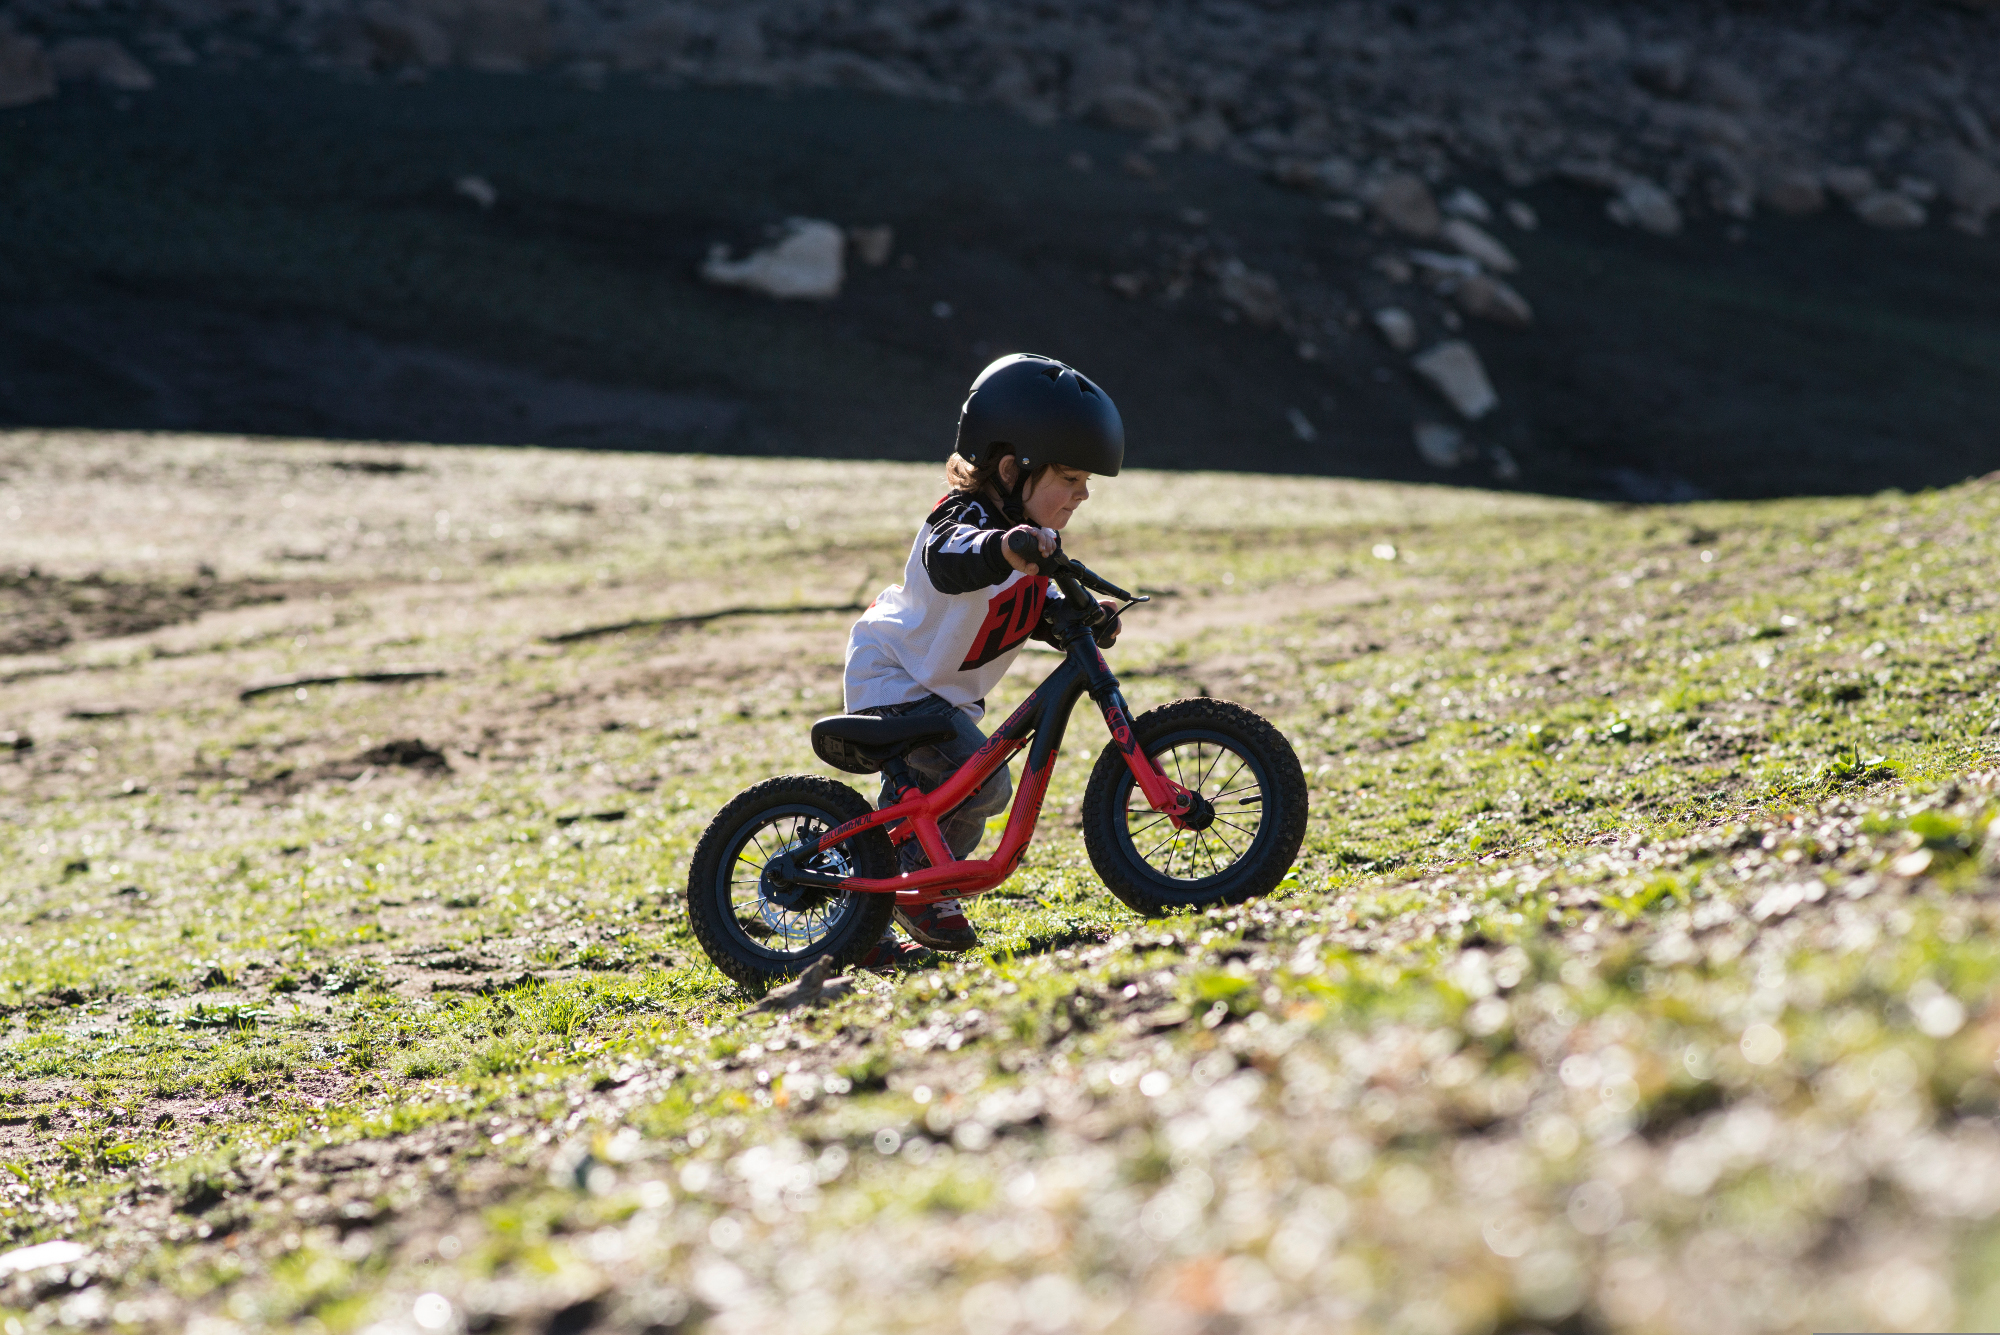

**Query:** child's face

left=1024, top=465, right=1093, bottom=531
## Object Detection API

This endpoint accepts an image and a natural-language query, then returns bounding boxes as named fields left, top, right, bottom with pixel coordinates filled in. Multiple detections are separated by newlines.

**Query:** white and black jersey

left=844, top=491, right=1055, bottom=719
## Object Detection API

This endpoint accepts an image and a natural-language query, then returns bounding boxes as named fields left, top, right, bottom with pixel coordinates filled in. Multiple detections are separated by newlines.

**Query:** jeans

left=859, top=693, right=1011, bottom=873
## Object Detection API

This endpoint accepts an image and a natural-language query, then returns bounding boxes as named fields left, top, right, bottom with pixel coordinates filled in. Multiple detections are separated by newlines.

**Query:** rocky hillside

left=1, top=2, right=1997, bottom=496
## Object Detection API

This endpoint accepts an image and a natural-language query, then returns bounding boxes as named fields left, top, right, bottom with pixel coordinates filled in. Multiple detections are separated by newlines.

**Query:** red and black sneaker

left=858, top=933, right=933, bottom=973
left=894, top=898, right=980, bottom=953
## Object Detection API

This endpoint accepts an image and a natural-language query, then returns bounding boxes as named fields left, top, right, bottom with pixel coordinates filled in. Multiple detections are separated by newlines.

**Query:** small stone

left=454, top=175, right=497, bottom=209
left=1108, top=272, right=1146, bottom=299
left=1442, top=187, right=1492, bottom=222
left=1182, top=110, right=1230, bottom=153
left=1411, top=340, right=1499, bottom=420
left=1121, top=152, right=1156, bottom=178
left=1370, top=173, right=1442, bottom=238
left=1440, top=218, right=1519, bottom=273
left=1413, top=421, right=1467, bottom=468
left=1504, top=200, right=1539, bottom=231
left=1094, top=84, right=1175, bottom=134
left=700, top=218, right=846, bottom=300
left=0, top=27, right=56, bottom=109
left=1853, top=191, right=1927, bottom=229
left=1609, top=178, right=1682, bottom=235
left=1895, top=176, right=1938, bottom=203
left=48, top=37, right=154, bottom=91
left=1760, top=167, right=1825, bottom=216
left=847, top=225, right=894, bottom=267
left=1217, top=259, right=1283, bottom=326
left=1286, top=408, right=1317, bottom=443
left=1454, top=274, right=1534, bottom=327
left=1913, top=143, right=2000, bottom=233
left=1373, top=307, right=1418, bottom=352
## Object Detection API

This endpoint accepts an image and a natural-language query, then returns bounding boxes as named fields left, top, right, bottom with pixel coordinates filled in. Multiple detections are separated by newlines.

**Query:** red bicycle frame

left=792, top=633, right=1199, bottom=907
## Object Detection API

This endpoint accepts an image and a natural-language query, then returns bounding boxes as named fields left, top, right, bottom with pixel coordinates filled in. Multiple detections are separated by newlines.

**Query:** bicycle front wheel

left=1081, top=698, right=1307, bottom=916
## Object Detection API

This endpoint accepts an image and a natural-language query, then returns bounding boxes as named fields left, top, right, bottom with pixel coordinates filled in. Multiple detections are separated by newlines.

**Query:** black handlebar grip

left=1007, top=529, right=1055, bottom=572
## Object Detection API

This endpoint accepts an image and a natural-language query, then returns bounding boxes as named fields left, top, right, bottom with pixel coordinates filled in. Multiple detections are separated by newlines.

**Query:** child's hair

left=944, top=449, right=1051, bottom=498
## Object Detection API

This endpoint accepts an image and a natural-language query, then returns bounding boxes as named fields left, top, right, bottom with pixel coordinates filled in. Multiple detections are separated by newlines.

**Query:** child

left=843, top=353, right=1125, bottom=966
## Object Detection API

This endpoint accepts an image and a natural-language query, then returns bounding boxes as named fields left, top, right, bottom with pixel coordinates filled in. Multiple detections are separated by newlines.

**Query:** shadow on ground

left=1, top=69, right=1995, bottom=499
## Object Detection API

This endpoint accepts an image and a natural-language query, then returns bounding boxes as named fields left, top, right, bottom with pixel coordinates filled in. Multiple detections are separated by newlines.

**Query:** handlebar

left=1005, top=531, right=1148, bottom=621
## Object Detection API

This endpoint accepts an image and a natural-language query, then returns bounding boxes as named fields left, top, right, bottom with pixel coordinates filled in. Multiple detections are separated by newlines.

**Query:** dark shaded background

left=2, top=69, right=1996, bottom=499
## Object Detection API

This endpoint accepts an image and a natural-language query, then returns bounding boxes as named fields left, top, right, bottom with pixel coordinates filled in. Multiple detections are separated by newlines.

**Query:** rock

left=358, top=1, right=452, bottom=68
left=1504, top=200, right=1539, bottom=231
left=1286, top=408, right=1317, bottom=443
left=1093, top=84, right=1175, bottom=135
left=1895, top=176, right=1938, bottom=203
left=847, top=225, right=893, bottom=267
left=744, top=954, right=853, bottom=1014
left=1607, top=178, right=1683, bottom=235
left=48, top=38, right=154, bottom=91
left=0, top=729, right=30, bottom=752
left=1441, top=187, right=1491, bottom=222
left=1217, top=259, right=1282, bottom=326
left=1912, top=143, right=2000, bottom=234
left=700, top=218, right=845, bottom=301
left=1182, top=110, right=1230, bottom=153
left=1313, top=155, right=1359, bottom=195
left=1370, top=173, right=1441, bottom=238
left=1414, top=421, right=1468, bottom=468
left=357, top=738, right=452, bottom=772
left=1454, top=274, right=1533, bottom=327
left=1631, top=43, right=1689, bottom=96
left=1853, top=191, right=1926, bottom=229
left=1693, top=59, right=1761, bottom=113
left=1823, top=166, right=1876, bottom=202
left=1411, top=340, right=1499, bottom=421
left=0, top=27, right=55, bottom=109
left=1760, top=167, right=1825, bottom=216
left=1372, top=307, right=1418, bottom=352
left=454, top=174, right=497, bottom=208
left=1440, top=218, right=1518, bottom=273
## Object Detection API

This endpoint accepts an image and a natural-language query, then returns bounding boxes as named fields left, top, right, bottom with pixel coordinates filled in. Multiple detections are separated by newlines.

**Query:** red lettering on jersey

left=959, top=579, right=1047, bottom=670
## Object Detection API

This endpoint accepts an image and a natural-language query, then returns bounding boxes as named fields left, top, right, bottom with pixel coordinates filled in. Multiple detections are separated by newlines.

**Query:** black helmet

left=952, top=353, right=1124, bottom=477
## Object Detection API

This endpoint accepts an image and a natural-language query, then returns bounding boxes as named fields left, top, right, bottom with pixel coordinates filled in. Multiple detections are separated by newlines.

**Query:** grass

left=0, top=430, right=1996, bottom=1332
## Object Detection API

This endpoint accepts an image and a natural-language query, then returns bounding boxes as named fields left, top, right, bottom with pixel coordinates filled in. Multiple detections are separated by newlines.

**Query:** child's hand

left=1096, top=600, right=1123, bottom=647
left=1002, top=525, right=1059, bottom=575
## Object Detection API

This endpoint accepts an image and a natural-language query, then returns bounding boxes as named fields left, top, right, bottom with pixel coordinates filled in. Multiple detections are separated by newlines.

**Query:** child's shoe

left=895, top=899, right=979, bottom=952
left=858, top=933, right=933, bottom=972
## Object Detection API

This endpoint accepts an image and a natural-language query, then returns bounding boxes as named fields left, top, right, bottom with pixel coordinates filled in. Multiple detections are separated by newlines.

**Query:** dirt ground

left=2, top=72, right=1997, bottom=500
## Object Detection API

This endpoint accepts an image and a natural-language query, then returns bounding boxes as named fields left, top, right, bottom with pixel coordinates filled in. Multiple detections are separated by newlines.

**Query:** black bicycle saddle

left=810, top=713, right=956, bottom=774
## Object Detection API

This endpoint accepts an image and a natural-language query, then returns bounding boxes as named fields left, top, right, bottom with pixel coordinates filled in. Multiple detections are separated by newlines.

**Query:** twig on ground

left=545, top=602, right=864, bottom=645
left=239, top=670, right=447, bottom=702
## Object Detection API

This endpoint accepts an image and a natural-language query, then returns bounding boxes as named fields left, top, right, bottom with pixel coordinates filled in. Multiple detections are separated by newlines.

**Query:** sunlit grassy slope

left=1, top=431, right=1997, bottom=1334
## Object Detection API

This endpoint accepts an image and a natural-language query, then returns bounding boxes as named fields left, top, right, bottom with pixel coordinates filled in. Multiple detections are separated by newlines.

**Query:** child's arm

left=920, top=497, right=1055, bottom=595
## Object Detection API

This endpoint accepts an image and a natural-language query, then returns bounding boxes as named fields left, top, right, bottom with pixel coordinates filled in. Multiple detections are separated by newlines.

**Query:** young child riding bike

left=843, top=353, right=1125, bottom=967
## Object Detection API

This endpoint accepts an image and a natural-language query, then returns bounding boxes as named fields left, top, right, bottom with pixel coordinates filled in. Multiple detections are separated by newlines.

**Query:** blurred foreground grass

left=0, top=431, right=1997, bottom=1333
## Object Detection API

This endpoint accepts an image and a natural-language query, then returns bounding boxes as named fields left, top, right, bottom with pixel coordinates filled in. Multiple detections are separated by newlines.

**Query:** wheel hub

left=1177, top=790, right=1216, bottom=832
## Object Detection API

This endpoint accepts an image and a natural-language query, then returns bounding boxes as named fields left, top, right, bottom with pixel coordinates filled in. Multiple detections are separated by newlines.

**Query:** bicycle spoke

left=1212, top=815, right=1261, bottom=844
left=1141, top=825, right=1183, bottom=864
left=1207, top=758, right=1247, bottom=801
left=1125, top=814, right=1172, bottom=841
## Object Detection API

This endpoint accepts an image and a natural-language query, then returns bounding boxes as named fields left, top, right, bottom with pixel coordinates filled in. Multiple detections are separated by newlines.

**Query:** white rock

left=1441, top=218, right=1518, bottom=273
left=454, top=175, right=497, bottom=209
left=1853, top=191, right=1926, bottom=229
left=1411, top=340, right=1498, bottom=420
left=1504, top=200, right=1539, bottom=231
left=1414, top=421, right=1467, bottom=468
left=1442, top=187, right=1492, bottom=222
left=1608, top=178, right=1683, bottom=235
left=0, top=27, right=55, bottom=108
left=49, top=37, right=153, bottom=90
left=0, top=1241, right=87, bottom=1276
left=700, top=219, right=845, bottom=300
left=1372, top=307, right=1418, bottom=352
left=1409, top=249, right=1480, bottom=280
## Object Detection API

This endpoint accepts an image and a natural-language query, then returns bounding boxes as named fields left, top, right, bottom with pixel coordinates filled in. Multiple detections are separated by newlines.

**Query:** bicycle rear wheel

left=685, top=776, right=896, bottom=990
